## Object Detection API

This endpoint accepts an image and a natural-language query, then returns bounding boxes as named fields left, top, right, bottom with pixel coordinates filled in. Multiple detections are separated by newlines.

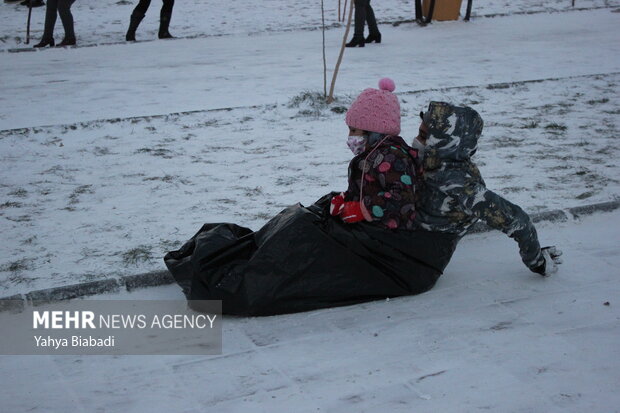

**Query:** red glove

left=341, top=201, right=365, bottom=223
left=330, top=193, right=345, bottom=216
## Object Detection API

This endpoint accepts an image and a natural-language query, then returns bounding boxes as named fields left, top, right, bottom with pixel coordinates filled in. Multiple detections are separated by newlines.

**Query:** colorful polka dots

left=378, top=162, right=391, bottom=173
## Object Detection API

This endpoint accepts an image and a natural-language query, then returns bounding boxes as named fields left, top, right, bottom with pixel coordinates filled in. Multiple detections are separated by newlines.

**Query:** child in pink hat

left=330, top=78, right=423, bottom=230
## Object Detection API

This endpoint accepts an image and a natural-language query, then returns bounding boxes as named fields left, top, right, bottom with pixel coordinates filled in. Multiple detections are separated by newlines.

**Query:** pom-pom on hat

left=346, top=78, right=401, bottom=136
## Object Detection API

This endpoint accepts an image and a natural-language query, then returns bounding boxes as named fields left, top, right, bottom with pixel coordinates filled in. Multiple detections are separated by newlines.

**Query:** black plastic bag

left=164, top=194, right=459, bottom=316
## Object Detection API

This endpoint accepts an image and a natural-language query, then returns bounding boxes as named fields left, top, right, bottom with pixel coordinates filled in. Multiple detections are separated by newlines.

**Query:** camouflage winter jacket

left=345, top=135, right=422, bottom=230
left=414, top=102, right=545, bottom=271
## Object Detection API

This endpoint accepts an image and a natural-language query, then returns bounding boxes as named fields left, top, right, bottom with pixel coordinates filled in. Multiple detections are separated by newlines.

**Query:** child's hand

left=330, top=193, right=345, bottom=216
left=341, top=201, right=365, bottom=223
left=532, top=246, right=563, bottom=276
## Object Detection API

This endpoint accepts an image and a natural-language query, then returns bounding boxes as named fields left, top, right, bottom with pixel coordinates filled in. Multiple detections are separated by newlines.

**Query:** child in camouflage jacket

left=412, top=101, right=562, bottom=275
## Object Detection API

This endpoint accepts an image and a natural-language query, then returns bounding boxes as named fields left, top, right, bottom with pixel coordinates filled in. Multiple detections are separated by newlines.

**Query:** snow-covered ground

left=1, top=0, right=617, bottom=51
left=1, top=210, right=619, bottom=412
left=0, top=4, right=619, bottom=295
left=1, top=0, right=620, bottom=411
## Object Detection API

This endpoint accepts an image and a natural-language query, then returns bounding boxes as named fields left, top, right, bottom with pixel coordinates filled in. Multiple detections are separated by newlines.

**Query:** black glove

left=531, top=246, right=563, bottom=276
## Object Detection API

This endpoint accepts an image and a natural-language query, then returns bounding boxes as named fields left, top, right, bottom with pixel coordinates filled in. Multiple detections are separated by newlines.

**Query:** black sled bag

left=164, top=194, right=458, bottom=316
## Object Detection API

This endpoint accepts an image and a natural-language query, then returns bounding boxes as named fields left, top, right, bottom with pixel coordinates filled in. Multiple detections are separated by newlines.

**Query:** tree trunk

left=327, top=0, right=354, bottom=103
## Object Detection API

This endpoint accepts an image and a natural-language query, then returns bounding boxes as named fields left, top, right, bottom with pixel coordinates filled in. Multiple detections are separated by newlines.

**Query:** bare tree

left=327, top=0, right=354, bottom=103
left=322, top=0, right=327, bottom=97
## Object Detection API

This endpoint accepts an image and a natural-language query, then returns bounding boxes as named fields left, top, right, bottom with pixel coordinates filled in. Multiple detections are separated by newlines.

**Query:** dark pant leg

left=57, top=0, right=76, bottom=40
left=159, top=0, right=174, bottom=35
left=353, top=0, right=368, bottom=38
left=161, top=0, right=174, bottom=18
left=131, top=0, right=152, bottom=19
left=365, top=0, right=380, bottom=36
left=42, top=0, right=59, bottom=40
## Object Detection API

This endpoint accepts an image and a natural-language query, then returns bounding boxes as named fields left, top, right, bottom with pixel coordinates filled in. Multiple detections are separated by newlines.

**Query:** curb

left=0, top=271, right=173, bottom=313
left=0, top=200, right=618, bottom=310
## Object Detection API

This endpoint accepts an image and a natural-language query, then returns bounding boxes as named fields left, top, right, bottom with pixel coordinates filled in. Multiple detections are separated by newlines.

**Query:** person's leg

left=132, top=0, right=151, bottom=19
left=126, top=0, right=151, bottom=41
left=365, top=0, right=381, bottom=43
left=353, top=0, right=367, bottom=38
left=346, top=0, right=367, bottom=47
left=34, top=0, right=58, bottom=46
left=56, top=0, right=75, bottom=45
left=158, top=0, right=175, bottom=39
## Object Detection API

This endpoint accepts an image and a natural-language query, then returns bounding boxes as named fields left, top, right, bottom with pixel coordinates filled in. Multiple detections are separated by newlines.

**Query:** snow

left=1, top=210, right=619, bottom=412
left=0, top=1, right=619, bottom=410
left=2, top=5, right=619, bottom=295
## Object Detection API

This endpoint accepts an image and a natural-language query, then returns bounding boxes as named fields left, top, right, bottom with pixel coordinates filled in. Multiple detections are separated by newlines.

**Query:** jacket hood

left=422, top=101, right=483, bottom=163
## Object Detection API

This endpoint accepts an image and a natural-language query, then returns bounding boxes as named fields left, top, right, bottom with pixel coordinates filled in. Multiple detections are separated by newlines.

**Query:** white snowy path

left=1, top=8, right=619, bottom=130
left=1, top=210, right=619, bottom=412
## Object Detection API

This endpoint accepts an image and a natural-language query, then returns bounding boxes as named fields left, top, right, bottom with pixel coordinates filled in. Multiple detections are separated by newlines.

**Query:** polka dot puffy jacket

left=344, top=135, right=422, bottom=230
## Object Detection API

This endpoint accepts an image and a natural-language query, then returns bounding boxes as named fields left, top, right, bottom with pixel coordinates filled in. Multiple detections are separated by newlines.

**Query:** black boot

left=33, top=38, right=54, bottom=48
left=345, top=36, right=365, bottom=48
left=21, top=0, right=45, bottom=6
left=365, top=32, right=381, bottom=44
left=158, top=1, right=174, bottom=39
left=158, top=16, right=174, bottom=39
left=126, top=15, right=143, bottom=42
left=57, top=37, right=76, bottom=47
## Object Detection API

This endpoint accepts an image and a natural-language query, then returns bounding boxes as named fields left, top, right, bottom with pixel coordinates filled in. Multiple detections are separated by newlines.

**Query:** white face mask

left=411, top=137, right=426, bottom=161
left=347, top=135, right=367, bottom=155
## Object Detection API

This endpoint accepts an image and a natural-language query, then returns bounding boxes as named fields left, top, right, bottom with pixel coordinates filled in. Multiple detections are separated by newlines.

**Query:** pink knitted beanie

left=345, top=78, right=401, bottom=136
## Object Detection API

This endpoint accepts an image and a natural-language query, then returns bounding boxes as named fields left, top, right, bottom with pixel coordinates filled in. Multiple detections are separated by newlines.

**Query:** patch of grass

left=586, top=98, right=609, bottom=105
left=276, top=177, right=296, bottom=186
left=521, top=121, right=539, bottom=129
left=251, top=212, right=273, bottom=221
left=576, top=191, right=594, bottom=200
left=595, top=146, right=614, bottom=155
left=143, top=175, right=192, bottom=185
left=21, top=236, right=37, bottom=245
left=0, top=258, right=34, bottom=274
left=244, top=186, right=264, bottom=197
left=5, top=215, right=31, bottom=222
left=215, top=198, right=238, bottom=205
left=544, top=123, right=567, bottom=131
left=143, top=175, right=176, bottom=183
left=0, top=201, right=23, bottom=209
left=159, top=239, right=182, bottom=251
left=121, top=246, right=154, bottom=266
left=501, top=186, right=527, bottom=193
left=8, top=188, right=28, bottom=198
left=92, top=146, right=113, bottom=156
left=288, top=91, right=338, bottom=117
left=288, top=91, right=326, bottom=108
left=330, top=106, right=347, bottom=114
left=492, top=174, right=516, bottom=180
left=493, top=136, right=524, bottom=147
left=134, top=147, right=175, bottom=158
left=69, top=185, right=94, bottom=205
